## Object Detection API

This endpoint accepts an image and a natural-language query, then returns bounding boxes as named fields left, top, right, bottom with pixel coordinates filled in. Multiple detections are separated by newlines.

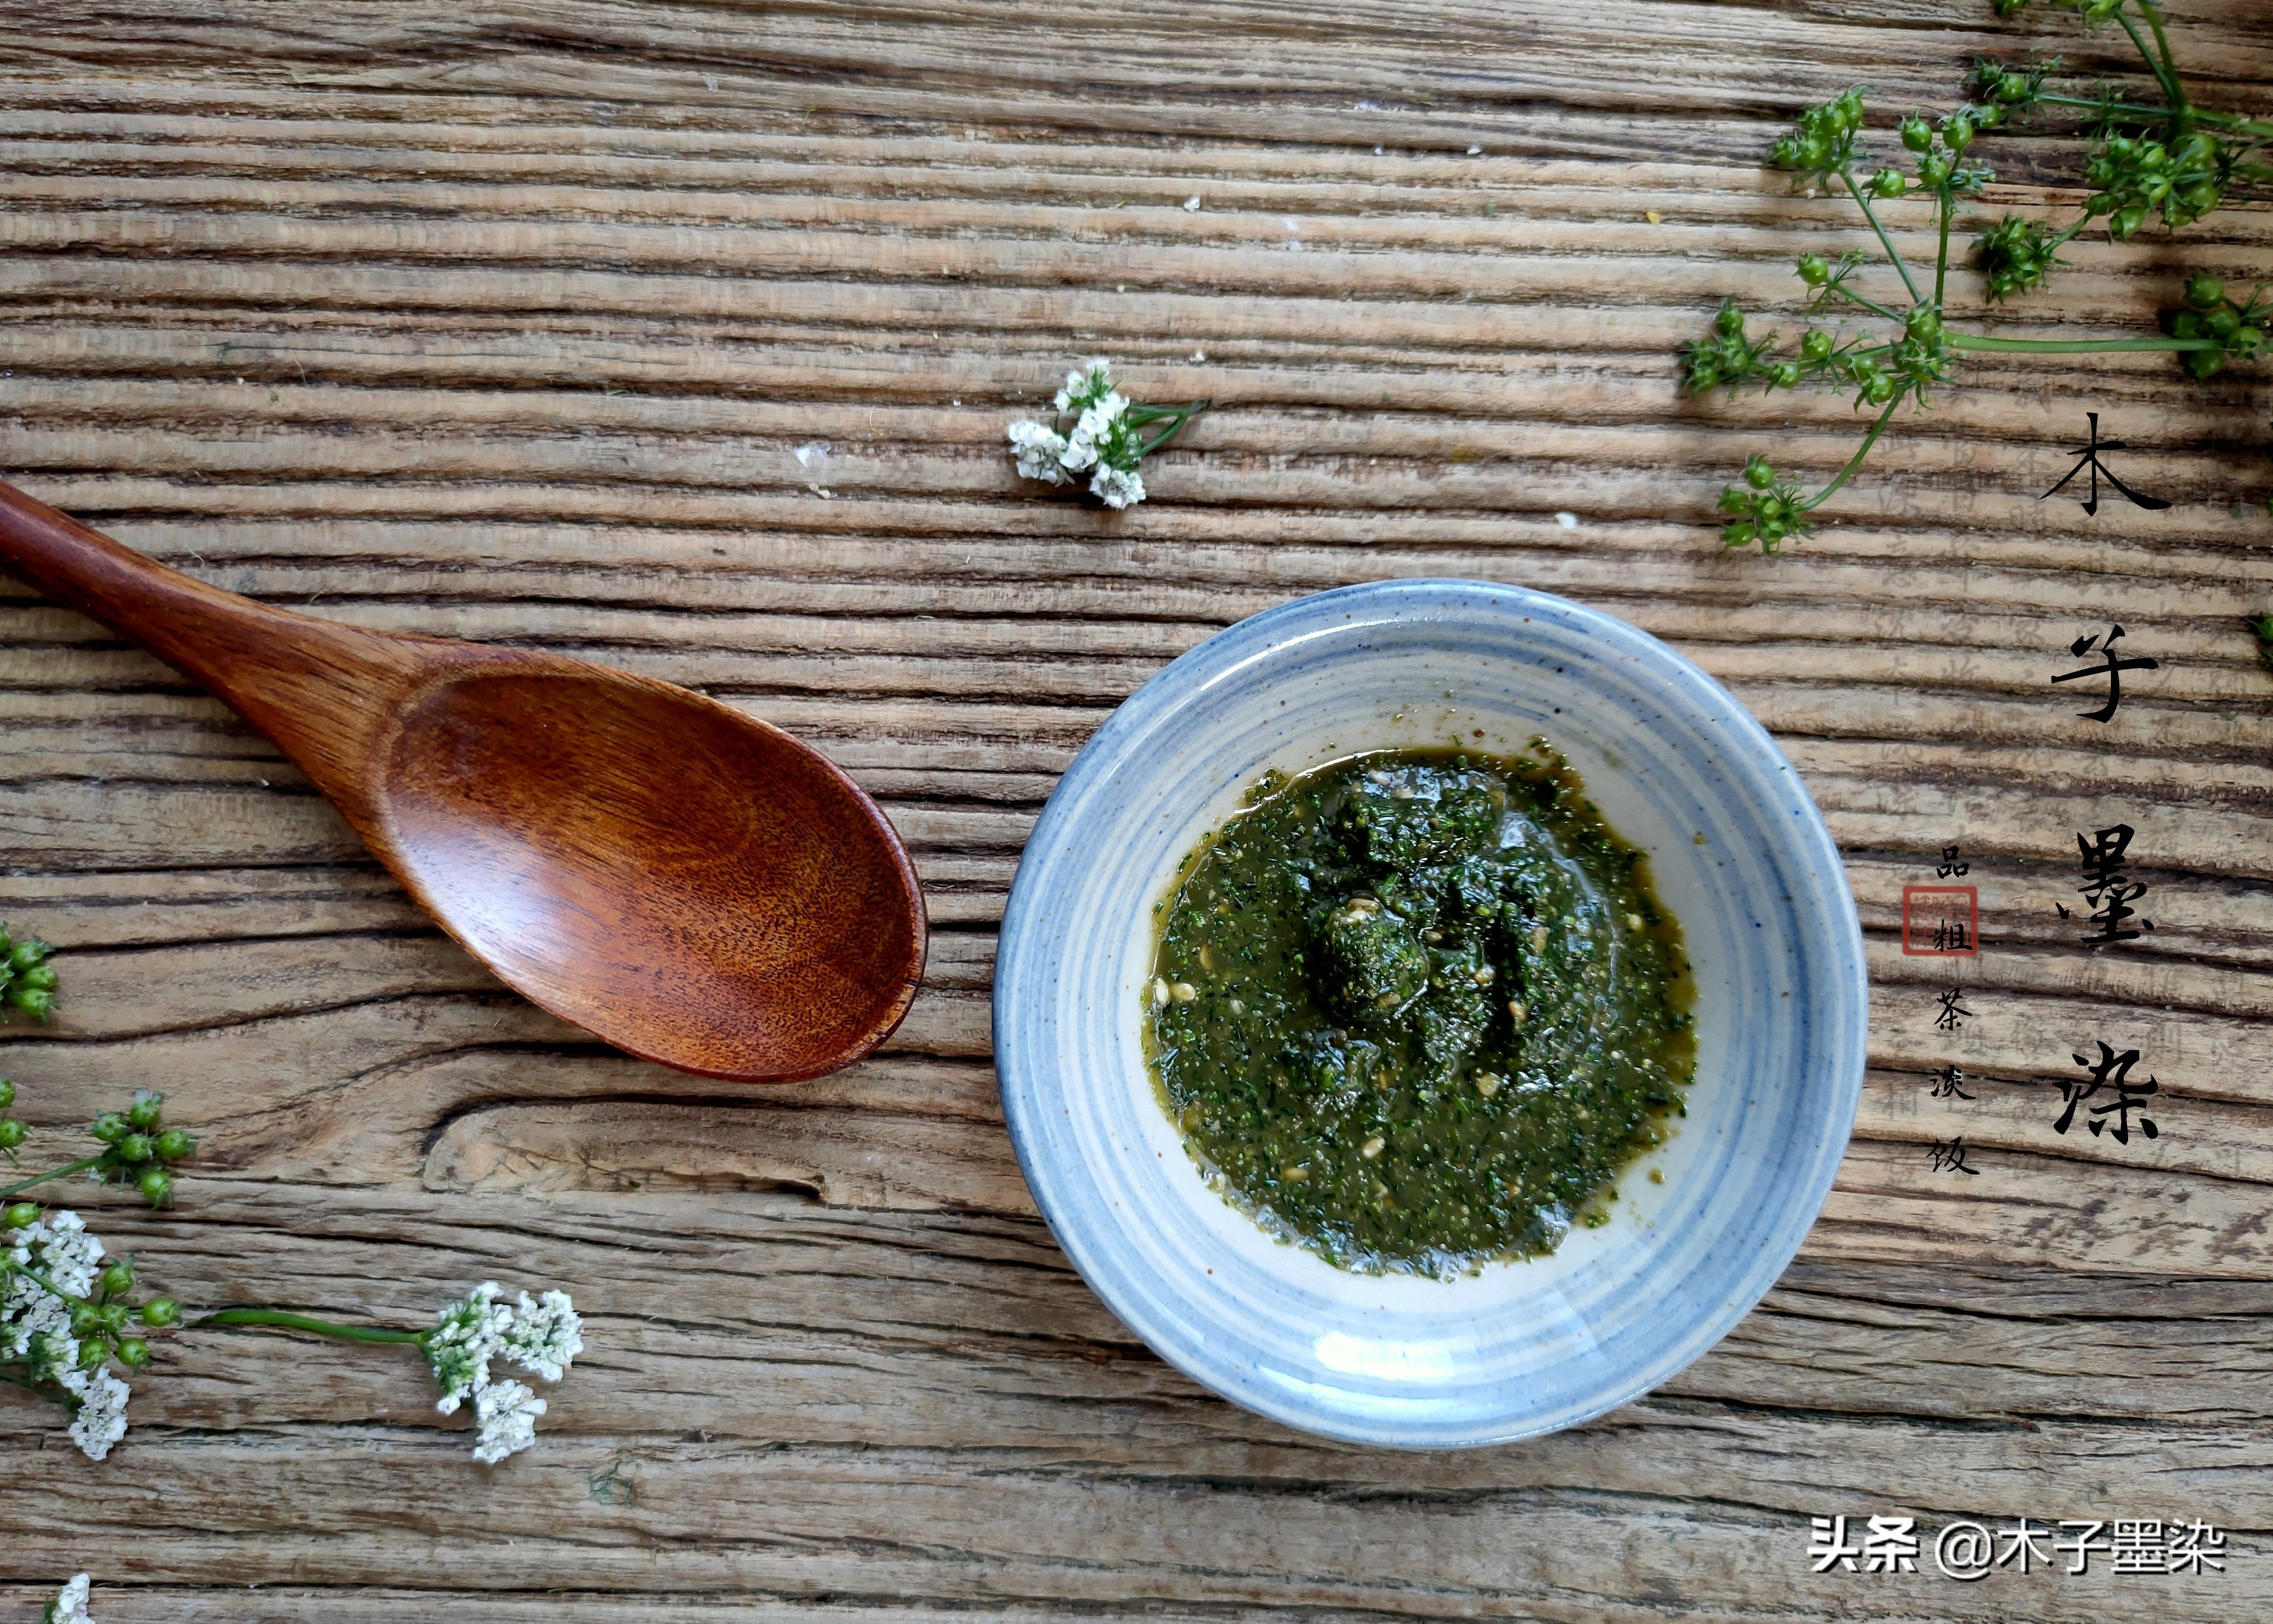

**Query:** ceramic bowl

left=993, top=579, right=1865, bottom=1448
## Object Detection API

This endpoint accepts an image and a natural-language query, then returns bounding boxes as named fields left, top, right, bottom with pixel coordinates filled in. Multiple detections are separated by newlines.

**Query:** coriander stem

left=1947, top=333, right=2216, bottom=354
left=1826, top=284, right=1905, bottom=323
left=1138, top=398, right=1210, bottom=457
left=195, top=1308, right=426, bottom=1346
left=1802, top=396, right=1904, bottom=512
left=3, top=1259, right=89, bottom=1308
left=2134, top=2, right=2187, bottom=125
left=2115, top=6, right=2185, bottom=119
left=2032, top=94, right=2272, bottom=139
left=0, top=1155, right=103, bottom=1198
left=1934, top=189, right=1953, bottom=309
left=1840, top=172, right=1922, bottom=306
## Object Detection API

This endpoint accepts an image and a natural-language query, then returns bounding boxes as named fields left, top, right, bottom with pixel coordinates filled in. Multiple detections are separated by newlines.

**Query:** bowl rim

left=993, top=577, right=1867, bottom=1447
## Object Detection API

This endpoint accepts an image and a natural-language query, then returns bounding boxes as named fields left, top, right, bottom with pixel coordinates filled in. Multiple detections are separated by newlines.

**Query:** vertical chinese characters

left=1929, top=1065, right=1973, bottom=1100
left=2051, top=625, right=2158, bottom=723
left=2039, top=414, right=2172, bottom=519
left=2063, top=823, right=2154, bottom=945
left=1930, top=1138, right=1980, bottom=1175
left=2057, top=1042, right=2161, bottom=1144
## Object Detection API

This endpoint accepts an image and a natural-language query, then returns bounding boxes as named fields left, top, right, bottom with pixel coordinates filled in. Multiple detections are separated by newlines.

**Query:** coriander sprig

left=199, top=1281, right=584, bottom=1465
left=1, top=1080, right=194, bottom=1460
left=1683, top=0, right=2268, bottom=552
left=1007, top=358, right=1208, bottom=509
left=0, top=1086, right=198, bottom=1208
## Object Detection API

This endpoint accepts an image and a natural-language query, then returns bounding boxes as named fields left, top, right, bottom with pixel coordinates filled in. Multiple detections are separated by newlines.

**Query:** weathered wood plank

left=3, top=0, right=2271, bottom=1614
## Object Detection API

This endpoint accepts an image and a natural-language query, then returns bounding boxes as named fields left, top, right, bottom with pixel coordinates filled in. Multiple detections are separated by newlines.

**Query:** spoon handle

left=0, top=481, right=422, bottom=807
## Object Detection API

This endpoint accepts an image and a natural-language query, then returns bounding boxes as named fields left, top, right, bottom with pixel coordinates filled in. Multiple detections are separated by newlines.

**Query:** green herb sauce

left=1145, top=745, right=1693, bottom=1277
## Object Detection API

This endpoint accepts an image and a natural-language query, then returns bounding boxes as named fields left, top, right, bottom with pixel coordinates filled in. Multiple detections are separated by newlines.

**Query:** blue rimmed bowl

left=993, top=579, right=1865, bottom=1448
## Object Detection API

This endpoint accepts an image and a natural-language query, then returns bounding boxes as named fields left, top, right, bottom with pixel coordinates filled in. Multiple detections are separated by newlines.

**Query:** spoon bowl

left=0, top=482, right=925, bottom=1082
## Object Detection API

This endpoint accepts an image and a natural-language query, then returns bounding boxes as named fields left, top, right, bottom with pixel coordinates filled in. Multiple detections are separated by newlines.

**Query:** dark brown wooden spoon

left=0, top=482, right=926, bottom=1082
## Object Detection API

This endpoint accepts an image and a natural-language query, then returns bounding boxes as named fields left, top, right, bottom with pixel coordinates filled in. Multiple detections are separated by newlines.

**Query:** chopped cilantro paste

left=1145, top=745, right=1693, bottom=1277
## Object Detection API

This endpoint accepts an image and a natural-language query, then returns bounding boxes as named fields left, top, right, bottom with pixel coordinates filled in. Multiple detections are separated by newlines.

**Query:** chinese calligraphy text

left=2052, top=625, right=2158, bottom=723
left=1929, top=1137, right=1980, bottom=1175
left=2064, top=823, right=2153, bottom=945
left=2058, top=1042, right=2162, bottom=1145
left=2039, top=413, right=2173, bottom=517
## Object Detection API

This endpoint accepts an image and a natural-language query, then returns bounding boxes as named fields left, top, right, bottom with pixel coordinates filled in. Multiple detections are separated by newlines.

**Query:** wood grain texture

left=1, top=0, right=2270, bottom=1617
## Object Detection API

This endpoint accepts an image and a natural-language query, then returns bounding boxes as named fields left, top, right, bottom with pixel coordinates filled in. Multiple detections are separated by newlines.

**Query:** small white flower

left=44, top=1573, right=93, bottom=1624
left=1050, top=360, right=1116, bottom=415
left=499, top=1289, right=583, bottom=1384
left=13, top=1210, right=104, bottom=1299
left=66, top=1368, right=130, bottom=1462
left=1063, top=391, right=1128, bottom=472
left=27, top=1326, right=83, bottom=1389
left=1, top=1281, right=69, bottom=1362
left=425, top=1281, right=509, bottom=1415
left=1052, top=357, right=1112, bottom=414
left=1073, top=391, right=1128, bottom=443
left=471, top=1377, right=546, bottom=1465
left=3, top=1214, right=94, bottom=1362
left=1006, top=419, right=1071, bottom=484
left=1009, top=357, right=1198, bottom=513
left=1090, top=465, right=1146, bottom=509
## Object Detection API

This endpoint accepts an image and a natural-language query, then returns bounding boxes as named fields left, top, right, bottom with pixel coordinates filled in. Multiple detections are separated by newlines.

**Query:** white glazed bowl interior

left=994, top=579, right=1865, bottom=1448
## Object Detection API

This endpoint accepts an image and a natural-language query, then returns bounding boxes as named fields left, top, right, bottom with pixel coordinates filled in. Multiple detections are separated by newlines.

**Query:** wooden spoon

left=0, top=482, right=926, bottom=1082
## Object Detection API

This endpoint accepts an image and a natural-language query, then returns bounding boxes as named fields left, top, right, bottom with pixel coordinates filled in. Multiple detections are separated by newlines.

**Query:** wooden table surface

left=3, top=2, right=2271, bottom=1618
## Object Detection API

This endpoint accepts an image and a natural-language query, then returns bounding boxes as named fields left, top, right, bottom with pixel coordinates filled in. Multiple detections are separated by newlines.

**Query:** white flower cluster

left=1004, top=358, right=1150, bottom=509
left=44, top=1573, right=93, bottom=1624
left=423, top=1282, right=584, bottom=1465
left=4, top=1211, right=130, bottom=1461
